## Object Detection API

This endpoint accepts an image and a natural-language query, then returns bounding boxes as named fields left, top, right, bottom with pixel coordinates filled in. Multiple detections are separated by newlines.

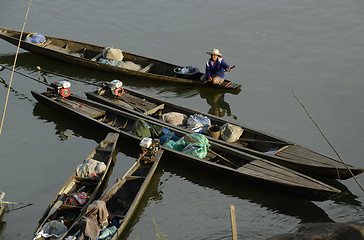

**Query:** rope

left=0, top=0, right=33, bottom=136
left=292, top=90, right=364, bottom=192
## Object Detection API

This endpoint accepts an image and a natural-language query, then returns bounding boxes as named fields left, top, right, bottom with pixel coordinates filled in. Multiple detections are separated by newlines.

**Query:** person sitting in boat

left=205, top=48, right=231, bottom=85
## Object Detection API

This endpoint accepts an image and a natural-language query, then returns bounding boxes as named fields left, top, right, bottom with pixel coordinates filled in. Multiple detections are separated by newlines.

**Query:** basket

left=208, top=125, right=221, bottom=139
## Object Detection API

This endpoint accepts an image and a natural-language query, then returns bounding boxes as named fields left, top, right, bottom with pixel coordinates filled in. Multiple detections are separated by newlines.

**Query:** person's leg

left=212, top=76, right=224, bottom=85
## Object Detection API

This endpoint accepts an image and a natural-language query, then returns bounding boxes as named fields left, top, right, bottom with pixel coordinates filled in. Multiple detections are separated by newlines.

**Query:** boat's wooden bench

left=57, top=98, right=106, bottom=118
left=43, top=44, right=72, bottom=54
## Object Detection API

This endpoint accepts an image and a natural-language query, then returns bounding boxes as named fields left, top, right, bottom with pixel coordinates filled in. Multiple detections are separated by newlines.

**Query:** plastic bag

left=186, top=114, right=211, bottom=132
left=165, top=133, right=210, bottom=159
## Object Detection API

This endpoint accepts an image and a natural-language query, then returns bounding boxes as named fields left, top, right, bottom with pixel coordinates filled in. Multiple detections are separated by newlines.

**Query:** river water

left=0, top=0, right=364, bottom=239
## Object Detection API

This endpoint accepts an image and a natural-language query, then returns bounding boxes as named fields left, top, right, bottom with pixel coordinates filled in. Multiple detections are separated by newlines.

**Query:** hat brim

left=206, top=51, right=222, bottom=57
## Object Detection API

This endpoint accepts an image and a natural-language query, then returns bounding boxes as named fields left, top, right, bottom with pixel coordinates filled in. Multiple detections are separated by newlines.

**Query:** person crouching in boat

left=205, top=48, right=231, bottom=85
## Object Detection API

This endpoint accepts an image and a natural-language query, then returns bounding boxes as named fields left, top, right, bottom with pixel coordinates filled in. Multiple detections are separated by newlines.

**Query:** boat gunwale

left=31, top=91, right=344, bottom=201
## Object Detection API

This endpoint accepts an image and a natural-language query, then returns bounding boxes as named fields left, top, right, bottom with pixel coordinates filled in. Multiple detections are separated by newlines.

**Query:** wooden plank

left=57, top=98, right=106, bottom=118
left=143, top=104, right=165, bottom=115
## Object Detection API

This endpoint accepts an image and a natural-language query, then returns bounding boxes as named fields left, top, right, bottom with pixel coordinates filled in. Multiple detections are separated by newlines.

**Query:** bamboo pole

left=230, top=205, right=238, bottom=240
left=292, top=91, right=364, bottom=192
left=0, top=0, right=33, bottom=135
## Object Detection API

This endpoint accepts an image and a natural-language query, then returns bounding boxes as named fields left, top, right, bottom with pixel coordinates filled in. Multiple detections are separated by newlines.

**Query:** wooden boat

left=0, top=27, right=241, bottom=92
left=31, top=88, right=345, bottom=201
left=33, top=132, right=119, bottom=239
left=64, top=140, right=165, bottom=239
left=85, top=85, right=364, bottom=180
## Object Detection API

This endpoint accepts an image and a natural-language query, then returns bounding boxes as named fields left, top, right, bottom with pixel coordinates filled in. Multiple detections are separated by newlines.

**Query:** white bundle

left=76, top=159, right=107, bottom=178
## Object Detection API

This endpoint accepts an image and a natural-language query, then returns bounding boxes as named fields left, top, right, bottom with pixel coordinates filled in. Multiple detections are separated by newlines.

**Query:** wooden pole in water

left=230, top=205, right=238, bottom=240
left=0, top=0, right=33, bottom=135
left=292, top=91, right=364, bottom=192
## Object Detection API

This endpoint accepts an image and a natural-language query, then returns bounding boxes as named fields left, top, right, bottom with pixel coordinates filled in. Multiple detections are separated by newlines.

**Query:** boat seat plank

left=125, top=176, right=146, bottom=180
left=120, top=93, right=161, bottom=113
left=44, top=44, right=71, bottom=54
left=275, top=145, right=342, bottom=167
left=143, top=104, right=165, bottom=115
left=57, top=98, right=106, bottom=118
left=237, top=161, right=321, bottom=186
left=139, top=63, right=154, bottom=73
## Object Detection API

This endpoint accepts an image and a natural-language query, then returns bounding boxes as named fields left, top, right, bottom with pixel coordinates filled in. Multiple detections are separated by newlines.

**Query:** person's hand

left=226, top=68, right=230, bottom=72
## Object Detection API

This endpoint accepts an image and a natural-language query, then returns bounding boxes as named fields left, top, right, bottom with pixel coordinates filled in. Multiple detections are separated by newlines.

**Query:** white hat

left=206, top=48, right=222, bottom=57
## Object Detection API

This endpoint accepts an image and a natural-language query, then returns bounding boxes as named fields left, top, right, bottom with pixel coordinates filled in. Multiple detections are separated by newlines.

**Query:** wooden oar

left=37, top=194, right=65, bottom=231
left=203, top=65, right=236, bottom=84
left=183, top=135, right=239, bottom=168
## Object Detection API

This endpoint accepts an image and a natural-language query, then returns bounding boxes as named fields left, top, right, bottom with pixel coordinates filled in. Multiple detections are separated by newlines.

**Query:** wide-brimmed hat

left=206, top=48, right=222, bottom=57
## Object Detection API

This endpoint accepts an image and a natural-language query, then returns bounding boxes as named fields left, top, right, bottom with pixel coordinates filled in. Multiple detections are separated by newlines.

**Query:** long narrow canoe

left=64, top=143, right=164, bottom=239
left=33, top=132, right=119, bottom=240
left=85, top=86, right=364, bottom=180
left=31, top=89, right=345, bottom=201
left=0, top=27, right=241, bottom=92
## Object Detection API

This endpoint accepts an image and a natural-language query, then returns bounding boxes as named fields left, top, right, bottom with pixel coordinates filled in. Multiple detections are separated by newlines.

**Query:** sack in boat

left=220, top=123, right=243, bottom=143
left=33, top=220, right=67, bottom=240
left=76, top=159, right=107, bottom=178
left=131, top=119, right=163, bottom=138
left=119, top=61, right=142, bottom=71
left=186, top=114, right=211, bottom=132
left=102, top=47, right=124, bottom=61
left=161, top=112, right=188, bottom=127
left=25, top=33, right=46, bottom=45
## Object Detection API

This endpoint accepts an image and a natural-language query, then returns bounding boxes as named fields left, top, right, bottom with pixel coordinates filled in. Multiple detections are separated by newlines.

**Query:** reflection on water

left=159, top=152, right=333, bottom=224
left=0, top=220, right=6, bottom=236
left=32, top=102, right=106, bottom=143
left=1, top=53, right=240, bottom=120
left=199, top=88, right=237, bottom=120
left=0, top=76, right=33, bottom=103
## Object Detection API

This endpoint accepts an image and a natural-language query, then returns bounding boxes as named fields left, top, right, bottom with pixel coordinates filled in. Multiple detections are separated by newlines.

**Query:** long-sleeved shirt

left=205, top=57, right=230, bottom=79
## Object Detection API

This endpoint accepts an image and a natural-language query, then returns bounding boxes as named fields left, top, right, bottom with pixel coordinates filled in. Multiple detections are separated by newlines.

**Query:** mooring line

left=0, top=0, right=33, bottom=135
left=292, top=90, right=364, bottom=192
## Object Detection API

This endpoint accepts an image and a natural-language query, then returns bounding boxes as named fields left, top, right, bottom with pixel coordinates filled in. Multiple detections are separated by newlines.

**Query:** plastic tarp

left=165, top=133, right=210, bottom=159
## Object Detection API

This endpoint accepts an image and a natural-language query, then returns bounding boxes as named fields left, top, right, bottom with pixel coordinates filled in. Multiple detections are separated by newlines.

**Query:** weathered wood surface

left=33, top=132, right=119, bottom=238
left=0, top=27, right=241, bottom=91
left=85, top=88, right=364, bottom=180
left=31, top=90, right=345, bottom=201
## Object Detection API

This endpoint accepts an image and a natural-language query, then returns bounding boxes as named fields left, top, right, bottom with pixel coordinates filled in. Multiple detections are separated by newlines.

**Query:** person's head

left=206, top=48, right=222, bottom=60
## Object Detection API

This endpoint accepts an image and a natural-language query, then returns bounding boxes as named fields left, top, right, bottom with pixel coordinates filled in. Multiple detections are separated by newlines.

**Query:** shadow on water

left=1, top=53, right=239, bottom=119
left=159, top=154, right=334, bottom=224
left=0, top=76, right=34, bottom=103
left=30, top=92, right=332, bottom=224
left=0, top=220, right=6, bottom=236
left=32, top=100, right=166, bottom=239
left=314, top=177, right=362, bottom=207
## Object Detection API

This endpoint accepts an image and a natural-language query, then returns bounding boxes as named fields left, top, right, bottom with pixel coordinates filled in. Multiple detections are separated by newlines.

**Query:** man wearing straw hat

left=205, top=48, right=231, bottom=85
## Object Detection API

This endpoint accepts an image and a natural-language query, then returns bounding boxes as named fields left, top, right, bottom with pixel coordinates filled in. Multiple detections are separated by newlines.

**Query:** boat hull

left=85, top=89, right=364, bottom=180
left=0, top=27, right=241, bottom=91
left=31, top=91, right=344, bottom=201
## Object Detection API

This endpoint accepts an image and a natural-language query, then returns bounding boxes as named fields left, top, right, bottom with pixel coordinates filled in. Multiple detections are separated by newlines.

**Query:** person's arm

left=205, top=61, right=212, bottom=81
left=221, top=58, right=230, bottom=71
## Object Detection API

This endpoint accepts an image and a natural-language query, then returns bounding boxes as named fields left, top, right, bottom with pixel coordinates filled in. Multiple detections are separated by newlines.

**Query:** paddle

left=183, top=135, right=239, bottom=168
left=37, top=194, right=65, bottom=231
left=203, top=65, right=236, bottom=84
